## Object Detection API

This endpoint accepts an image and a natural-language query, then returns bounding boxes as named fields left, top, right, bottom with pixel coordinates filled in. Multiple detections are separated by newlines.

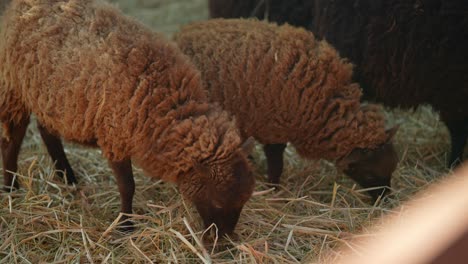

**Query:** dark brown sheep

left=0, top=0, right=255, bottom=236
left=174, top=19, right=398, bottom=200
left=208, top=0, right=468, bottom=167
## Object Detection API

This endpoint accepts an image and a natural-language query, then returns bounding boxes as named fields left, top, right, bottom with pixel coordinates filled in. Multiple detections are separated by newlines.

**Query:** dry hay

left=1, top=106, right=451, bottom=263
left=0, top=0, right=458, bottom=263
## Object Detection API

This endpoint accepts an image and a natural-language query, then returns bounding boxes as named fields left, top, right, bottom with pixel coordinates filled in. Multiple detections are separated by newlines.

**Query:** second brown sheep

left=174, top=19, right=399, bottom=200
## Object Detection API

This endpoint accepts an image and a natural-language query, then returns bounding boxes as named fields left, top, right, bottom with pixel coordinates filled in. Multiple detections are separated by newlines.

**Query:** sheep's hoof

left=55, top=170, right=78, bottom=185
left=117, top=216, right=135, bottom=233
left=2, top=185, right=19, bottom=192
left=2, top=186, right=13, bottom=192
left=266, top=175, right=280, bottom=186
left=118, top=223, right=134, bottom=233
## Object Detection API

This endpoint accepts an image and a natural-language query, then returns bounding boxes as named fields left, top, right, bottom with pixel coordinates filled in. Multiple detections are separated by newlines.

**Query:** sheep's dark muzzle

left=195, top=203, right=242, bottom=237
left=344, top=169, right=392, bottom=201
left=367, top=185, right=391, bottom=202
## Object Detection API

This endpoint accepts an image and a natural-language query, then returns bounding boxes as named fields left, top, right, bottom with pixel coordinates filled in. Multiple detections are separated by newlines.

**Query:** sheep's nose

left=202, top=207, right=242, bottom=237
left=368, top=186, right=391, bottom=202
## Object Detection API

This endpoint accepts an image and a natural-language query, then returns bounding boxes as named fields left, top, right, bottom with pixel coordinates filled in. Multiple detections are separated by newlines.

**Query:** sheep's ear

left=385, top=125, right=399, bottom=142
left=241, top=137, right=255, bottom=155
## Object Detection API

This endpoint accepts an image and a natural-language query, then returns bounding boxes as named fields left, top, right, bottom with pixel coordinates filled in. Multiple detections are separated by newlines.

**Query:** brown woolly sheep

left=0, top=0, right=256, bottom=236
left=174, top=19, right=399, bottom=200
left=208, top=0, right=468, bottom=167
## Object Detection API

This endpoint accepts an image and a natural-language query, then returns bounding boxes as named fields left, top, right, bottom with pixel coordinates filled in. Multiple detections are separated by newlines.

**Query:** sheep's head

left=178, top=138, right=256, bottom=237
left=338, top=126, right=399, bottom=201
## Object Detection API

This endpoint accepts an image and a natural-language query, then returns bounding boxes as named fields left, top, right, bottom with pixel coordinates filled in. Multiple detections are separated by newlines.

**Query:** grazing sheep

left=174, top=19, right=398, bottom=200
left=0, top=0, right=255, bottom=236
left=208, top=0, right=468, bottom=167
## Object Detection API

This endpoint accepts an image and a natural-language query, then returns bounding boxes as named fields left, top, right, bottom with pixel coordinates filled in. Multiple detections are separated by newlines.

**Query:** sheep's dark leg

left=109, top=158, right=135, bottom=232
left=263, top=143, right=287, bottom=184
left=37, top=122, right=77, bottom=185
left=1, top=117, right=30, bottom=191
left=446, top=120, right=468, bottom=168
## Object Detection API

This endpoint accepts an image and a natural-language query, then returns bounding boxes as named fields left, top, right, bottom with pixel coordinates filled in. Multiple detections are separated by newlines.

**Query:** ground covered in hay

left=0, top=0, right=457, bottom=263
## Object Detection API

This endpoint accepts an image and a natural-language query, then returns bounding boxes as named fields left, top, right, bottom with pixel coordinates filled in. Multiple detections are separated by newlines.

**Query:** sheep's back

left=175, top=19, right=361, bottom=146
left=306, top=0, right=468, bottom=121
left=209, top=0, right=468, bottom=123
left=1, top=0, right=141, bottom=138
left=0, top=0, right=205, bottom=145
left=360, top=0, right=468, bottom=121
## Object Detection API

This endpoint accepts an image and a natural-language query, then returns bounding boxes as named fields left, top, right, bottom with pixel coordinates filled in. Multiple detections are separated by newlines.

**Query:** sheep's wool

left=175, top=19, right=389, bottom=160
left=0, top=0, right=245, bottom=187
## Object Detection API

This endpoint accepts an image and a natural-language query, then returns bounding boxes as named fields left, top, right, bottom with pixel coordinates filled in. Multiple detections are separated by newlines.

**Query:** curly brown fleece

left=174, top=19, right=388, bottom=161
left=0, top=1, right=249, bottom=199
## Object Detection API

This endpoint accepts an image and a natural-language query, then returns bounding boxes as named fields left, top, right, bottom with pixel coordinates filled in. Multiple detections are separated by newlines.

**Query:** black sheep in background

left=208, top=0, right=468, bottom=166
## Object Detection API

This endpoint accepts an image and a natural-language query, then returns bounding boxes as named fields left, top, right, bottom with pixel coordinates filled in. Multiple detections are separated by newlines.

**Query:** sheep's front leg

left=37, top=122, right=77, bottom=185
left=109, top=158, right=135, bottom=232
left=446, top=120, right=468, bottom=168
left=1, top=116, right=30, bottom=191
left=263, top=143, right=287, bottom=184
